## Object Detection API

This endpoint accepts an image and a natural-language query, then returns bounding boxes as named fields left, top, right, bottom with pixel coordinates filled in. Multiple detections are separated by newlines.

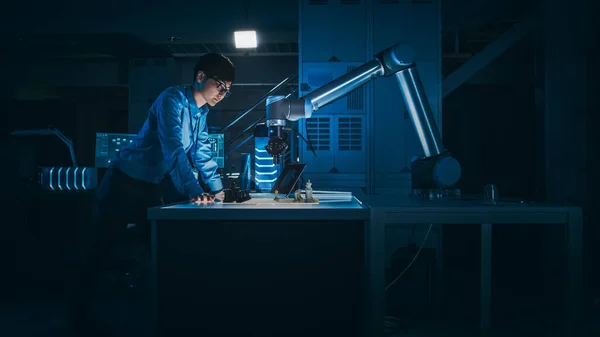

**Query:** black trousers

left=67, top=167, right=178, bottom=330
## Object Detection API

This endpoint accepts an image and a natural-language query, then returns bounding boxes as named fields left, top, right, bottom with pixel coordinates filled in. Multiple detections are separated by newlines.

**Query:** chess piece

left=294, top=189, right=304, bottom=202
left=305, top=180, right=314, bottom=202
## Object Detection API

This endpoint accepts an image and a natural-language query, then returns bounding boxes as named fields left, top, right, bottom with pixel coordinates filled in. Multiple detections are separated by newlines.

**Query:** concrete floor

left=2, top=297, right=598, bottom=337
left=1, top=270, right=598, bottom=337
left=0, top=297, right=151, bottom=337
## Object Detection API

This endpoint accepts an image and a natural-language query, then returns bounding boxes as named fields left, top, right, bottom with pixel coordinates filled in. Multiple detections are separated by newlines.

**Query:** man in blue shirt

left=112, top=55, right=232, bottom=203
left=114, top=53, right=232, bottom=203
left=67, top=53, right=235, bottom=336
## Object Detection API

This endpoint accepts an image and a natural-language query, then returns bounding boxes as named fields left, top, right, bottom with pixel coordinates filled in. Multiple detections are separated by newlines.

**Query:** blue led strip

left=254, top=138, right=279, bottom=191
left=81, top=168, right=87, bottom=190
left=65, top=167, right=71, bottom=190
left=57, top=167, right=63, bottom=190
left=73, top=167, right=79, bottom=190
left=49, top=168, right=54, bottom=191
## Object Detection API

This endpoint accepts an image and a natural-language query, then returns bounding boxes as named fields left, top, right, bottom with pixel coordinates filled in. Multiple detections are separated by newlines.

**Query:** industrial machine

left=11, top=127, right=98, bottom=191
left=265, top=43, right=462, bottom=197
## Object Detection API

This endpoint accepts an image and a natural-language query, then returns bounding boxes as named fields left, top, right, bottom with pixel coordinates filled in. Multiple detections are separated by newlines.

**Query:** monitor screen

left=207, top=134, right=225, bottom=169
left=95, top=133, right=137, bottom=168
left=95, top=133, right=225, bottom=169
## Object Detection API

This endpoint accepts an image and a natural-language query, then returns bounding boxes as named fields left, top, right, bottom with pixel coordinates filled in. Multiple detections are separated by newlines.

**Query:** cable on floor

left=383, top=223, right=433, bottom=334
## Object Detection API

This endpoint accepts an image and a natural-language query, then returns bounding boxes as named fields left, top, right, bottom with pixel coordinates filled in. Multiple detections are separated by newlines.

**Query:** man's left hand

left=191, top=193, right=215, bottom=205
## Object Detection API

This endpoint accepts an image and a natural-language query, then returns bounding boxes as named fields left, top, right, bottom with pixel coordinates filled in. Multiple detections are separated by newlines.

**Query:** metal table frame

left=366, top=204, right=583, bottom=337
left=147, top=196, right=370, bottom=337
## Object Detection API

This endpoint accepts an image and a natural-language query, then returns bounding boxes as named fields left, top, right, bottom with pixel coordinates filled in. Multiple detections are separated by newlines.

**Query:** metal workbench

left=363, top=195, right=583, bottom=337
left=146, top=193, right=582, bottom=336
left=147, top=193, right=370, bottom=337
left=147, top=192, right=367, bottom=220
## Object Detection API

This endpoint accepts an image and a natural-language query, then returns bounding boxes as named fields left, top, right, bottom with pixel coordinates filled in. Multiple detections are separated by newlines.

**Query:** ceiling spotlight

left=234, top=30, right=257, bottom=49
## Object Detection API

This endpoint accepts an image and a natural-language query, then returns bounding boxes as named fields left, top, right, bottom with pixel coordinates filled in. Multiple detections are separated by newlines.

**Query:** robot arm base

left=410, top=151, right=461, bottom=190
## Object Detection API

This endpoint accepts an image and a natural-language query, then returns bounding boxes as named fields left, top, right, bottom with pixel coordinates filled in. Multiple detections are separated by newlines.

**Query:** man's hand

left=191, top=193, right=215, bottom=205
left=213, top=191, right=225, bottom=201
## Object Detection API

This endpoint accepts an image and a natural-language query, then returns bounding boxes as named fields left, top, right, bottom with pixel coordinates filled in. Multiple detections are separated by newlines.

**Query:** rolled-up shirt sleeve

left=156, top=90, right=205, bottom=199
left=193, top=123, right=223, bottom=193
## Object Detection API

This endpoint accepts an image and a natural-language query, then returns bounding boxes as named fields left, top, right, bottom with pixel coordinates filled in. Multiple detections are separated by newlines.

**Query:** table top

left=361, top=194, right=581, bottom=225
left=147, top=192, right=581, bottom=223
left=362, top=194, right=581, bottom=213
left=147, top=193, right=369, bottom=221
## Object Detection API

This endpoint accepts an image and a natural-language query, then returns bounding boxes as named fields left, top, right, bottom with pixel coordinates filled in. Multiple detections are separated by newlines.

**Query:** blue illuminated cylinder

left=254, top=124, right=281, bottom=192
left=38, top=166, right=98, bottom=191
left=239, top=153, right=252, bottom=190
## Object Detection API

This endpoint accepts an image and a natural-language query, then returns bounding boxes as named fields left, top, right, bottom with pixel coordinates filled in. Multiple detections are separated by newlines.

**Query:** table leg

left=367, top=213, right=385, bottom=337
left=480, top=223, right=492, bottom=329
left=151, top=220, right=158, bottom=337
left=566, top=209, right=583, bottom=336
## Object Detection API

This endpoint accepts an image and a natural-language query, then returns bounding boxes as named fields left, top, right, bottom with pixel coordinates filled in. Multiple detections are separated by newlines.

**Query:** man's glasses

left=210, top=76, right=231, bottom=98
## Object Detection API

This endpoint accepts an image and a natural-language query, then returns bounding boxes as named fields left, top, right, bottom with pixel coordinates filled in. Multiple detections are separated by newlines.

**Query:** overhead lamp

left=234, top=30, right=257, bottom=49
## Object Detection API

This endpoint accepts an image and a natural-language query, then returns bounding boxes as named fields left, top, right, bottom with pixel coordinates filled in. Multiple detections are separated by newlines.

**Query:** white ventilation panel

left=337, top=116, right=363, bottom=151
left=301, top=117, right=334, bottom=173
left=335, top=115, right=366, bottom=173
left=301, top=115, right=366, bottom=174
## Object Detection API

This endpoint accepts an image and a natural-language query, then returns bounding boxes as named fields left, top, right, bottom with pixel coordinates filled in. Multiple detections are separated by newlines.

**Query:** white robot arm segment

left=265, top=43, right=461, bottom=190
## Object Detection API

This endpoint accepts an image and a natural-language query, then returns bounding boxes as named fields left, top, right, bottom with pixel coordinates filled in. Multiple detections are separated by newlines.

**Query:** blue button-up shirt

left=112, top=86, right=223, bottom=199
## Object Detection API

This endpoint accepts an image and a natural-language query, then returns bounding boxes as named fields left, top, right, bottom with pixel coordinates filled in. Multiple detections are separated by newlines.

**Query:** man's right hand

left=191, top=193, right=215, bottom=205
left=213, top=191, right=225, bottom=201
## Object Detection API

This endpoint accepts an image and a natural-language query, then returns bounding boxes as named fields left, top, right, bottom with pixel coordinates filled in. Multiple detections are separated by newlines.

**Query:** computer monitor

left=95, top=133, right=137, bottom=168
left=95, top=132, right=225, bottom=169
left=207, top=133, right=225, bottom=169
left=270, top=164, right=307, bottom=195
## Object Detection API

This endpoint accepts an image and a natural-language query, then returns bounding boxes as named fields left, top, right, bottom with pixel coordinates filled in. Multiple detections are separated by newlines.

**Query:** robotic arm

left=265, top=43, right=461, bottom=191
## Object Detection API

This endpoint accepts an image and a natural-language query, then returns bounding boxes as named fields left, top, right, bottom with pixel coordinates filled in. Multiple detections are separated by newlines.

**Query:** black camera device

left=222, top=181, right=251, bottom=203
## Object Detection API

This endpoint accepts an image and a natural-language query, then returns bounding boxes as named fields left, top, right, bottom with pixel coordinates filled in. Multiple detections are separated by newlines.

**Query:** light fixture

left=234, top=30, right=257, bottom=49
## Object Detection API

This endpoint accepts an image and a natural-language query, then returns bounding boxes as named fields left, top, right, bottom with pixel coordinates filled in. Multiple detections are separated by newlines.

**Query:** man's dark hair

left=193, top=53, right=235, bottom=83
